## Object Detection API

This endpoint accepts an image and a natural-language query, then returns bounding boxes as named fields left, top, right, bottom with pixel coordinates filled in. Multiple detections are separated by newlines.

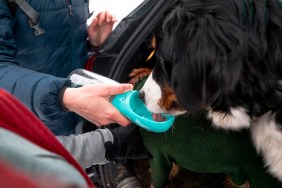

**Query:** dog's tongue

left=152, top=113, right=166, bottom=122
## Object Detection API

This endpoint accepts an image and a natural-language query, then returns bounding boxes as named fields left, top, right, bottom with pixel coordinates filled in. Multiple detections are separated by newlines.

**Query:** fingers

left=74, top=84, right=133, bottom=127
left=89, top=17, right=98, bottom=28
left=105, top=11, right=117, bottom=23
left=105, top=107, right=131, bottom=126
left=94, top=84, right=133, bottom=126
left=97, top=12, right=106, bottom=25
left=113, top=114, right=131, bottom=127
left=96, top=11, right=117, bottom=25
left=94, top=84, right=133, bottom=96
left=91, top=102, right=131, bottom=127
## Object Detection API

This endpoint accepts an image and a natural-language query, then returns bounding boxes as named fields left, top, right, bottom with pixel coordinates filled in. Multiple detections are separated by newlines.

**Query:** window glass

left=88, top=0, right=145, bottom=29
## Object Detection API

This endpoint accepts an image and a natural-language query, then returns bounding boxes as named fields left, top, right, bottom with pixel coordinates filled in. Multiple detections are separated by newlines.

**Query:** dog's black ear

left=171, top=63, right=207, bottom=111
left=162, top=0, right=249, bottom=111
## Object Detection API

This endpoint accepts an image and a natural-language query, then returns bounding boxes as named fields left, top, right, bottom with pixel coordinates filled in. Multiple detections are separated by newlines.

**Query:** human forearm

left=0, top=63, right=71, bottom=120
left=56, top=129, right=113, bottom=168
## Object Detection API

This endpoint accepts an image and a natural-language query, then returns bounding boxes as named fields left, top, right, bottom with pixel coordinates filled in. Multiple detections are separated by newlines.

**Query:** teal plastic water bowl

left=111, top=90, right=175, bottom=132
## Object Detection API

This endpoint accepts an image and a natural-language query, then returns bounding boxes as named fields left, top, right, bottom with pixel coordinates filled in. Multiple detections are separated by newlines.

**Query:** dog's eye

left=158, top=57, right=172, bottom=81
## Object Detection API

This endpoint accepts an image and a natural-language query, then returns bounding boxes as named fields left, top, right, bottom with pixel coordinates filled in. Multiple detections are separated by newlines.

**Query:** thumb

left=100, top=84, right=133, bottom=96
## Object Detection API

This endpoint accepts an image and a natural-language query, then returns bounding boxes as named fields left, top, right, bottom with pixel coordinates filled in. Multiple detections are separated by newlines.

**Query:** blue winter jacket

left=0, top=0, right=89, bottom=135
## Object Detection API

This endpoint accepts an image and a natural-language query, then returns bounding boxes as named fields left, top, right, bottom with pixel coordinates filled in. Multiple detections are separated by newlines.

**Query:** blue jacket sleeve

left=0, top=1, right=72, bottom=122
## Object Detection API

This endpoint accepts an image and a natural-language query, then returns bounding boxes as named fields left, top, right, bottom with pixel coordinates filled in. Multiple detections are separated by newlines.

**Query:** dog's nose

left=138, top=91, right=145, bottom=102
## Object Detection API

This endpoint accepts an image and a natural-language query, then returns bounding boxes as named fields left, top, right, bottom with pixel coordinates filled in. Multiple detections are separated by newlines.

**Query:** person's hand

left=62, top=84, right=133, bottom=126
left=87, top=11, right=117, bottom=46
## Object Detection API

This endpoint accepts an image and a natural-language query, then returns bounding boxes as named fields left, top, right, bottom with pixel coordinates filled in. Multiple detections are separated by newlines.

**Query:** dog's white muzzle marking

left=140, top=74, right=164, bottom=113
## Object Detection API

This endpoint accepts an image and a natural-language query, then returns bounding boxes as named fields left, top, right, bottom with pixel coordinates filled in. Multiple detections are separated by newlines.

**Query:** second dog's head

left=140, top=0, right=282, bottom=129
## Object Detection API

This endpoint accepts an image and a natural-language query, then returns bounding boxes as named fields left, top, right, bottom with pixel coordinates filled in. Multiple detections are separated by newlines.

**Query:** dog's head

left=140, top=0, right=282, bottom=129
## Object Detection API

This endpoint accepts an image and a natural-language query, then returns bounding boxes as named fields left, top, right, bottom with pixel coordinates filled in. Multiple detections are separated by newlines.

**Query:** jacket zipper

left=66, top=0, right=73, bottom=15
left=66, top=0, right=76, bottom=71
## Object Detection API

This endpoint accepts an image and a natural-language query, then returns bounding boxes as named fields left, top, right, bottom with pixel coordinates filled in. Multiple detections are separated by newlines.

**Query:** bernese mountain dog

left=140, top=0, right=282, bottom=182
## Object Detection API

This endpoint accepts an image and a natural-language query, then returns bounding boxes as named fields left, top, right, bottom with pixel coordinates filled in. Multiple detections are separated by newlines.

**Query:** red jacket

left=0, top=89, right=94, bottom=188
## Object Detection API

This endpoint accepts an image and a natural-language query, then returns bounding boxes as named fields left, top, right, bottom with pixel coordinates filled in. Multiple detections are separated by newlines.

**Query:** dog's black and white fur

left=140, top=0, right=282, bottom=182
